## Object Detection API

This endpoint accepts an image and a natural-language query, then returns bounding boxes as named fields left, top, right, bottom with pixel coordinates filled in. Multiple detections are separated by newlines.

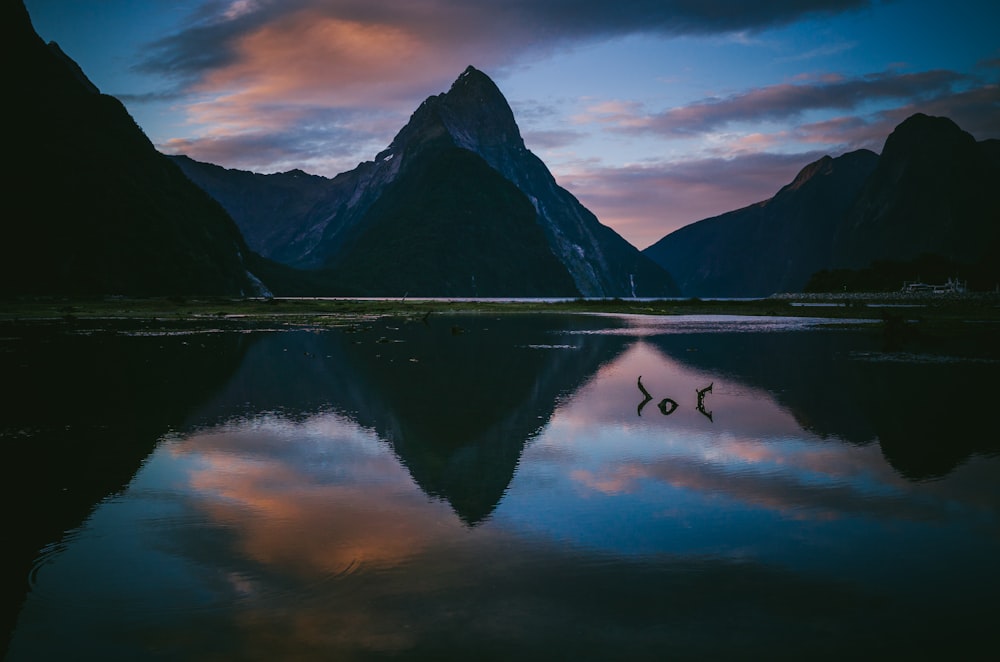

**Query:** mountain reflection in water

left=5, top=314, right=999, bottom=659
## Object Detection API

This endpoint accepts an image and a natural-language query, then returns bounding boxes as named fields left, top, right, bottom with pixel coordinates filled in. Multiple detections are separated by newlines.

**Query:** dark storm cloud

left=501, top=0, right=874, bottom=36
left=788, top=82, right=1000, bottom=148
left=135, top=0, right=876, bottom=84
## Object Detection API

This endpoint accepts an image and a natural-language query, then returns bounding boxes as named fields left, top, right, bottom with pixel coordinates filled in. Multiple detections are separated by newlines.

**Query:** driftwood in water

left=637, top=376, right=653, bottom=416
left=696, top=383, right=713, bottom=421
left=638, top=377, right=715, bottom=420
left=657, top=398, right=678, bottom=415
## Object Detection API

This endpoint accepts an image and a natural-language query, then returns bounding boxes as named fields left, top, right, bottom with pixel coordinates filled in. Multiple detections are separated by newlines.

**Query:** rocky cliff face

left=5, top=0, right=270, bottom=297
left=177, top=66, right=679, bottom=297
left=644, top=113, right=1000, bottom=297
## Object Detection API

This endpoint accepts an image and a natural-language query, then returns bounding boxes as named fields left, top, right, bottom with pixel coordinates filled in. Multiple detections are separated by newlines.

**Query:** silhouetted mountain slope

left=380, top=66, right=676, bottom=297
left=833, top=114, right=1000, bottom=269
left=169, top=156, right=334, bottom=267
left=328, top=144, right=580, bottom=296
left=175, top=66, right=679, bottom=297
left=644, top=114, right=1000, bottom=297
left=4, top=0, right=269, bottom=297
left=644, top=150, right=878, bottom=297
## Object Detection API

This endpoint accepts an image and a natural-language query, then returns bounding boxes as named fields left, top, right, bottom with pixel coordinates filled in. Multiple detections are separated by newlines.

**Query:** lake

left=3, top=312, right=999, bottom=659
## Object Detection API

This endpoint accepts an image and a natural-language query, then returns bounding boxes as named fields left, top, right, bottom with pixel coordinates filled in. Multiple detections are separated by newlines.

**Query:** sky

left=23, top=0, right=1000, bottom=249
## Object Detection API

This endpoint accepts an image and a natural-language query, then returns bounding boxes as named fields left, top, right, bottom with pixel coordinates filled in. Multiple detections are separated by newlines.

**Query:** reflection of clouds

left=571, top=466, right=648, bottom=495
left=539, top=340, right=960, bottom=525
left=550, top=340, right=806, bottom=440
left=568, top=446, right=948, bottom=524
left=160, top=410, right=587, bottom=657
left=172, top=413, right=466, bottom=579
left=160, top=412, right=511, bottom=655
left=17, top=325, right=1000, bottom=659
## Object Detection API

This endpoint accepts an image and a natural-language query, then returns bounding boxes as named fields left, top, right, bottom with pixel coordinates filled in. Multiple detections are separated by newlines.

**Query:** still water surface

left=5, top=313, right=999, bottom=659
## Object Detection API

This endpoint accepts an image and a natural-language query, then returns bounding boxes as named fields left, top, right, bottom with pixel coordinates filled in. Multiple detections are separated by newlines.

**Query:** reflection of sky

left=11, top=324, right=1000, bottom=659
left=170, top=414, right=470, bottom=576
left=574, top=312, right=878, bottom=336
left=494, top=340, right=998, bottom=578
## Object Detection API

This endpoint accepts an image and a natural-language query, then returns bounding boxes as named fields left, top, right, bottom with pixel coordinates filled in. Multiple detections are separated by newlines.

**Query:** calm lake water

left=3, top=313, right=999, bottom=659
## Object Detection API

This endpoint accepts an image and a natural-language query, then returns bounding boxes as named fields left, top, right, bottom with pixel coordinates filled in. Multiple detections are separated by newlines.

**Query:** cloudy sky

left=24, top=0, right=1000, bottom=248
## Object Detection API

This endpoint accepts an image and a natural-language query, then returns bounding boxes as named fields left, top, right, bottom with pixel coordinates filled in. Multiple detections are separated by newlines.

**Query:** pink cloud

left=584, top=69, right=970, bottom=139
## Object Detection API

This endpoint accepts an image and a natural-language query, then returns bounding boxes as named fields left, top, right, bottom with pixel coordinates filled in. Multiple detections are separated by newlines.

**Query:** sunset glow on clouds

left=25, top=0, right=1000, bottom=247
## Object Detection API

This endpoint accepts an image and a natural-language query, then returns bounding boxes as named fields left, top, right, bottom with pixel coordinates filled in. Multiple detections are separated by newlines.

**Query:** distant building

left=901, top=277, right=966, bottom=294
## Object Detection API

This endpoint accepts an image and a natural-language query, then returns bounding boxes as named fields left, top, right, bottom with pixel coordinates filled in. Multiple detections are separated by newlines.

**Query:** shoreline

left=768, top=290, right=1000, bottom=303
left=2, top=292, right=999, bottom=327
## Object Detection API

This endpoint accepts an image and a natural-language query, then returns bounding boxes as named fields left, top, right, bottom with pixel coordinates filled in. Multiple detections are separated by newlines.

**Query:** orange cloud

left=197, top=13, right=430, bottom=106
left=173, top=423, right=466, bottom=579
left=571, top=466, right=650, bottom=495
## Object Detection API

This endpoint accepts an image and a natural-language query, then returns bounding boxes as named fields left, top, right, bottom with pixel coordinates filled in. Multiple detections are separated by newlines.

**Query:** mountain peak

left=449, top=65, right=497, bottom=95
left=784, top=155, right=834, bottom=192
left=439, top=65, right=524, bottom=152
left=781, top=149, right=878, bottom=194
left=382, top=65, right=524, bottom=163
left=457, top=64, right=485, bottom=80
left=881, top=113, right=974, bottom=159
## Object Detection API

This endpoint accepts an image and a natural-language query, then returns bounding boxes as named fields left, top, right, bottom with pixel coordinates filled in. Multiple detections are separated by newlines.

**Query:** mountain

left=167, top=156, right=335, bottom=268
left=3, top=0, right=270, bottom=297
left=174, top=66, right=679, bottom=297
left=325, top=143, right=580, bottom=296
left=832, top=114, right=1000, bottom=269
left=644, top=114, right=1000, bottom=297
left=644, top=150, right=878, bottom=297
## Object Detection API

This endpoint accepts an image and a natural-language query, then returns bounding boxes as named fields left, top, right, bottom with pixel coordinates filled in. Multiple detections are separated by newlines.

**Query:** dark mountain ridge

left=175, top=66, right=679, bottom=297
left=644, top=113, right=1000, bottom=297
left=833, top=114, right=1000, bottom=269
left=644, top=149, right=879, bottom=297
left=167, top=156, right=336, bottom=269
left=4, top=0, right=272, bottom=297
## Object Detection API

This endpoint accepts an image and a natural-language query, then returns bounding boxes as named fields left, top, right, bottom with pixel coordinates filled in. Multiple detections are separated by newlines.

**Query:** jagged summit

left=440, top=65, right=525, bottom=151
left=378, top=65, right=525, bottom=165
left=451, top=65, right=502, bottom=97
left=778, top=149, right=877, bottom=196
left=782, top=155, right=834, bottom=193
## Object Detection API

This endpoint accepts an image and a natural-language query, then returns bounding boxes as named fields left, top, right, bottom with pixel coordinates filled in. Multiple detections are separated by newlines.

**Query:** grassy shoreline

left=2, top=293, right=999, bottom=329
